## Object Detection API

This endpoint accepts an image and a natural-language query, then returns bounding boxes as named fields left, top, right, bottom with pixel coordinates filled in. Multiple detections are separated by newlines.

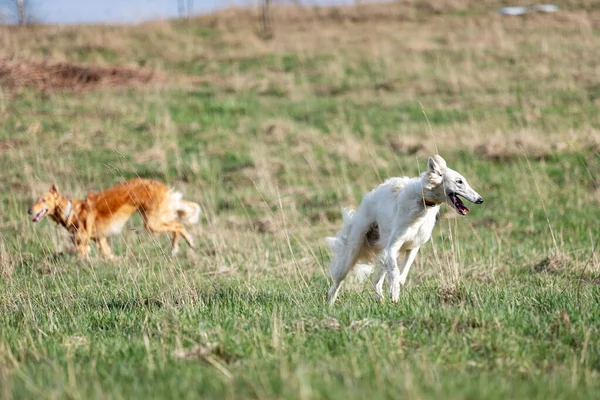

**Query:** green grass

left=1, top=2, right=600, bottom=399
left=2, top=269, right=600, bottom=398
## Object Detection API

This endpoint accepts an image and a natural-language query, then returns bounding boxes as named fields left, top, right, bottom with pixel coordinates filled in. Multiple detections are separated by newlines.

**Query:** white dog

left=326, top=155, right=483, bottom=304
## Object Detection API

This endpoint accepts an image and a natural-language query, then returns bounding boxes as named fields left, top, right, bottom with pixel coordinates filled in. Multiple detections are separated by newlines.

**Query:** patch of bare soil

left=533, top=251, right=570, bottom=273
left=0, top=57, right=158, bottom=92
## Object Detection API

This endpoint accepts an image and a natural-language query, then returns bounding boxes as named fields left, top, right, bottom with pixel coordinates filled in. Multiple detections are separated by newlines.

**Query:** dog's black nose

left=27, top=208, right=32, bottom=215
left=475, top=197, right=484, bottom=204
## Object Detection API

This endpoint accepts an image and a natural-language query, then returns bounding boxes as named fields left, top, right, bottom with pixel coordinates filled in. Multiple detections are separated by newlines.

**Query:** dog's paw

left=374, top=283, right=385, bottom=302
left=389, top=284, right=401, bottom=303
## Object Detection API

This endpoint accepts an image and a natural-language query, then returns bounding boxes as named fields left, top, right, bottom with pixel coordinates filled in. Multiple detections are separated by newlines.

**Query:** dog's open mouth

left=32, top=209, right=48, bottom=222
left=449, top=193, right=470, bottom=216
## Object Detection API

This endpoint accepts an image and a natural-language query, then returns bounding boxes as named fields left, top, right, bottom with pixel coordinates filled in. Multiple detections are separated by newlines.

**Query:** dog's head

left=426, top=155, right=484, bottom=216
left=28, top=184, right=61, bottom=223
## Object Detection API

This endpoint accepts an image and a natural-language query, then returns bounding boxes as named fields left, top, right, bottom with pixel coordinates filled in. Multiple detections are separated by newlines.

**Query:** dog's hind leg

left=169, top=228, right=195, bottom=256
left=171, top=231, right=181, bottom=256
left=327, top=281, right=344, bottom=306
left=144, top=216, right=191, bottom=256
left=328, top=249, right=351, bottom=305
left=327, top=222, right=371, bottom=305
left=179, top=229, right=195, bottom=249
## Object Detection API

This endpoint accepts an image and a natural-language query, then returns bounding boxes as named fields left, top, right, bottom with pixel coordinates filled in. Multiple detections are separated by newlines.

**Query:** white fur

left=170, top=191, right=201, bottom=225
left=326, top=155, right=483, bottom=304
left=102, top=216, right=129, bottom=236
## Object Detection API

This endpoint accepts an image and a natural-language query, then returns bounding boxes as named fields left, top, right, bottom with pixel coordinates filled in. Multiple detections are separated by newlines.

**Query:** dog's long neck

left=422, top=196, right=438, bottom=208
left=50, top=196, right=80, bottom=229
left=419, top=172, right=444, bottom=208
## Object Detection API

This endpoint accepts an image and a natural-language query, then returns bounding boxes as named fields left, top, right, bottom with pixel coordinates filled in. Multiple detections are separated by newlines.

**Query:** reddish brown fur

left=28, top=178, right=200, bottom=258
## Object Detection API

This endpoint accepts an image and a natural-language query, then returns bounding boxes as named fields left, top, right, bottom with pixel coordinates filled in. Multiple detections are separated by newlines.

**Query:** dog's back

left=89, top=178, right=201, bottom=239
left=88, top=178, right=165, bottom=210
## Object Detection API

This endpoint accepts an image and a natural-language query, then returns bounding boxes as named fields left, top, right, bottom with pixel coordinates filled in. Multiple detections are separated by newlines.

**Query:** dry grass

left=0, top=57, right=160, bottom=92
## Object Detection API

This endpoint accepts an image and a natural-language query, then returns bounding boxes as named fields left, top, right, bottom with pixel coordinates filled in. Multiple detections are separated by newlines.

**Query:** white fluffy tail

left=171, top=191, right=201, bottom=224
left=325, top=208, right=355, bottom=251
left=327, top=208, right=356, bottom=280
left=352, top=264, right=375, bottom=283
left=326, top=208, right=376, bottom=283
left=325, top=236, right=339, bottom=252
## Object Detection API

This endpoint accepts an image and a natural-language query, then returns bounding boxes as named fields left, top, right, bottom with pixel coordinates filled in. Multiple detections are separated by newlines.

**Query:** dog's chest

left=400, top=208, right=439, bottom=250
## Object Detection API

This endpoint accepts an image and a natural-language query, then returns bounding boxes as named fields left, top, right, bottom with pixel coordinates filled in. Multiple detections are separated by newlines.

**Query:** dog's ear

left=428, top=155, right=447, bottom=176
left=49, top=184, right=60, bottom=196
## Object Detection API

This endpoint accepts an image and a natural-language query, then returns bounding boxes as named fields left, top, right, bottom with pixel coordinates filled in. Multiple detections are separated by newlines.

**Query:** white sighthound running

left=326, top=155, right=484, bottom=305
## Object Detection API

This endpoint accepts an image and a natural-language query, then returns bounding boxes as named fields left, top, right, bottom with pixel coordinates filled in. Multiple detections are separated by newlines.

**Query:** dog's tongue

left=457, top=199, right=470, bottom=215
left=32, top=211, right=44, bottom=222
left=452, top=194, right=470, bottom=215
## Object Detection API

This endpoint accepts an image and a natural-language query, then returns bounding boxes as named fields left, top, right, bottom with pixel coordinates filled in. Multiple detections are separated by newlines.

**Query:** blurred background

left=2, top=0, right=362, bottom=24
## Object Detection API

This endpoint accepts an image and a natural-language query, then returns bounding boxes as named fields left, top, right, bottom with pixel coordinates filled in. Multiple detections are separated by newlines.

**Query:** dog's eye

left=456, top=179, right=463, bottom=185
left=42, top=199, right=46, bottom=203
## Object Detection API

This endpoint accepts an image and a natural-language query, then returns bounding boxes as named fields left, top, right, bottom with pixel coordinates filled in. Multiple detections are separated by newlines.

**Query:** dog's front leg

left=398, top=247, right=420, bottom=286
left=74, top=233, right=90, bottom=258
left=97, top=237, right=116, bottom=260
left=383, top=237, right=405, bottom=303
left=373, top=263, right=387, bottom=301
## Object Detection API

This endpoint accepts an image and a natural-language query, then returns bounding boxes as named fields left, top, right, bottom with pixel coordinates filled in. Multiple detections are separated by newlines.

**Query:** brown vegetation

left=0, top=57, right=157, bottom=92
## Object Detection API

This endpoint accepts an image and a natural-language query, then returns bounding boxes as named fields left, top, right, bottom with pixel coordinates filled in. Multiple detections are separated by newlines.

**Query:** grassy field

left=1, top=1, right=599, bottom=398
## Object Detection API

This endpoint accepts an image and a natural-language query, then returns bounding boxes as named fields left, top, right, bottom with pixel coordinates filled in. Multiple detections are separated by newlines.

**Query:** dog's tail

left=326, top=208, right=375, bottom=282
left=352, top=264, right=375, bottom=283
left=171, top=191, right=201, bottom=224
left=325, top=207, right=355, bottom=253
left=326, top=208, right=358, bottom=280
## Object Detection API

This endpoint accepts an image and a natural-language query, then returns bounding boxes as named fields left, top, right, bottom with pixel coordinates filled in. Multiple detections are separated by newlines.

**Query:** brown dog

left=29, top=178, right=201, bottom=258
